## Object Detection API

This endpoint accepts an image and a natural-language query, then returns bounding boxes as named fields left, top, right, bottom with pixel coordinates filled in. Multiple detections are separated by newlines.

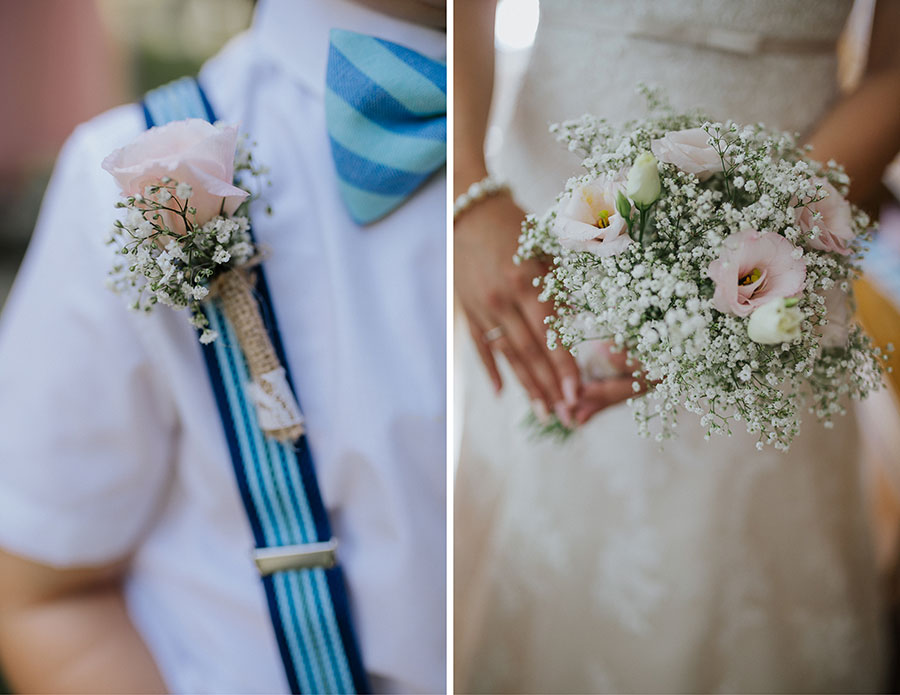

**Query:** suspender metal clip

left=253, top=538, right=339, bottom=575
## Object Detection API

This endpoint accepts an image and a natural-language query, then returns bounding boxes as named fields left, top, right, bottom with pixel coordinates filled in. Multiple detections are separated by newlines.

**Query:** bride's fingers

left=467, top=319, right=503, bottom=393
left=574, top=376, right=646, bottom=425
left=489, top=332, right=547, bottom=411
left=517, top=293, right=581, bottom=408
left=499, top=308, right=569, bottom=419
left=479, top=311, right=558, bottom=415
left=463, top=299, right=550, bottom=409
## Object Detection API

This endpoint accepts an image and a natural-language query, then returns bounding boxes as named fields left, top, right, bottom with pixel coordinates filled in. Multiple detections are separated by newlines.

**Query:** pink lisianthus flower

left=554, top=176, right=632, bottom=256
left=650, top=127, right=724, bottom=181
left=794, top=178, right=854, bottom=255
left=102, top=118, right=249, bottom=232
left=707, top=228, right=806, bottom=317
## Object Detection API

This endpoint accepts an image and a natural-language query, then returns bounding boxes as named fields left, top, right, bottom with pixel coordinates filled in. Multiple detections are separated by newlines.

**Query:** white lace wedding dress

left=455, top=2, right=886, bottom=692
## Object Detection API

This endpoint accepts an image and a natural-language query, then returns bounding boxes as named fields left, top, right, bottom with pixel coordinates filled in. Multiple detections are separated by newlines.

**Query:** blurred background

left=0, top=0, right=254, bottom=310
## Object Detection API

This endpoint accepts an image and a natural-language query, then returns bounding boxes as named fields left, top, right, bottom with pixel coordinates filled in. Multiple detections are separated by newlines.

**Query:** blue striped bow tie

left=326, top=29, right=447, bottom=225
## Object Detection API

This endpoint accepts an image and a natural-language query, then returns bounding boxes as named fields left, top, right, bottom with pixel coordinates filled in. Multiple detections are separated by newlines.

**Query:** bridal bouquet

left=519, top=91, right=889, bottom=450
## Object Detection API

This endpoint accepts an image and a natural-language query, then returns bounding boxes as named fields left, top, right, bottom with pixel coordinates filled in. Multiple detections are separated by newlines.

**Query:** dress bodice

left=499, top=0, right=853, bottom=211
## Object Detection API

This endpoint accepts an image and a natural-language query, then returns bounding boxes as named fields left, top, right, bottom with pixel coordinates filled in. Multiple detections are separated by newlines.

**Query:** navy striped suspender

left=143, top=77, right=369, bottom=695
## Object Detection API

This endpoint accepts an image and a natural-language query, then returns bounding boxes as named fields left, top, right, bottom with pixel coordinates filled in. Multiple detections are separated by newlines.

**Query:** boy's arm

left=0, top=549, right=167, bottom=694
left=0, top=112, right=178, bottom=694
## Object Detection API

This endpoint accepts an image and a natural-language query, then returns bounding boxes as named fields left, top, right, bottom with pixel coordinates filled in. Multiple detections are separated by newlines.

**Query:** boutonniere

left=102, top=119, right=304, bottom=441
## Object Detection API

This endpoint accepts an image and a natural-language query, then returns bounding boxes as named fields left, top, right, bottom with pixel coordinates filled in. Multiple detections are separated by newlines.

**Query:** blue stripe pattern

left=143, top=77, right=369, bottom=695
left=329, top=138, right=432, bottom=195
left=326, top=29, right=446, bottom=225
left=373, top=38, right=446, bottom=92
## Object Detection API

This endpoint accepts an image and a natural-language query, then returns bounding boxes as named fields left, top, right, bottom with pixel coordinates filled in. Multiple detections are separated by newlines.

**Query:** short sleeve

left=0, top=105, right=178, bottom=567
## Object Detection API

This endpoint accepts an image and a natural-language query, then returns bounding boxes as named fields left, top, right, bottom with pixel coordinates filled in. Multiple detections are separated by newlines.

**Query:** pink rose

left=818, top=286, right=851, bottom=348
left=794, top=178, right=854, bottom=255
left=102, top=118, right=248, bottom=230
left=707, top=228, right=806, bottom=317
left=650, top=128, right=723, bottom=181
left=554, top=176, right=632, bottom=256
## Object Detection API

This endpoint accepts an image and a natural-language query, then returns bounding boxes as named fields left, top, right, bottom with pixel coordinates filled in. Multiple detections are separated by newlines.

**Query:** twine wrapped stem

left=213, top=269, right=305, bottom=442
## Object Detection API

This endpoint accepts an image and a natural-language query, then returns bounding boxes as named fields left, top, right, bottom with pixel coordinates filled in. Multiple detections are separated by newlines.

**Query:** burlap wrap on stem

left=213, top=268, right=305, bottom=442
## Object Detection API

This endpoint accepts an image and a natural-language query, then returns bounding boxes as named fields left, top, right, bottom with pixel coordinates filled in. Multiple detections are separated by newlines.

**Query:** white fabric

left=456, top=1, right=886, bottom=693
left=0, top=1, right=445, bottom=693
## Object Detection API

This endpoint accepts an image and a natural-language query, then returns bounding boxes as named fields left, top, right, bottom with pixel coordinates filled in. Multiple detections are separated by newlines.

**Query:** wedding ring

left=483, top=326, right=504, bottom=342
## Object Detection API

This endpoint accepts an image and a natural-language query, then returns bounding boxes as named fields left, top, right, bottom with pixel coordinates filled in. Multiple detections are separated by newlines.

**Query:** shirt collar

left=252, top=0, right=446, bottom=98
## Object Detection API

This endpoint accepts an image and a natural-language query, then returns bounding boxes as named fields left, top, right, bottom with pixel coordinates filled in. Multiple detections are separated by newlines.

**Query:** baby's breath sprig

left=107, top=171, right=261, bottom=344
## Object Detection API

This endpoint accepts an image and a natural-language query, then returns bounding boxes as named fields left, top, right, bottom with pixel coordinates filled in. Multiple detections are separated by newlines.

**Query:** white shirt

left=0, top=1, right=446, bottom=692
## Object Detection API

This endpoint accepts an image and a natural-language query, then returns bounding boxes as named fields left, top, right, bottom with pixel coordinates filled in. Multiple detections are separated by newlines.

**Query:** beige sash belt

left=628, top=18, right=836, bottom=55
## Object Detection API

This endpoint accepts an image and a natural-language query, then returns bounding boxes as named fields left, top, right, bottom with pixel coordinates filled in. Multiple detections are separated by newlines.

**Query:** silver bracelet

left=453, top=175, right=509, bottom=219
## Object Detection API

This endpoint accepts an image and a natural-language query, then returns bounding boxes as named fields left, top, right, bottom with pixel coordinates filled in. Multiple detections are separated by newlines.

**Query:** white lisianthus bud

left=747, top=297, right=803, bottom=344
left=625, top=152, right=661, bottom=208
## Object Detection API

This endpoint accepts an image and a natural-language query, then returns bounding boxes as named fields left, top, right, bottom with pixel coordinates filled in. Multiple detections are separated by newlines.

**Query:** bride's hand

left=455, top=192, right=581, bottom=426
left=573, top=344, right=650, bottom=426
